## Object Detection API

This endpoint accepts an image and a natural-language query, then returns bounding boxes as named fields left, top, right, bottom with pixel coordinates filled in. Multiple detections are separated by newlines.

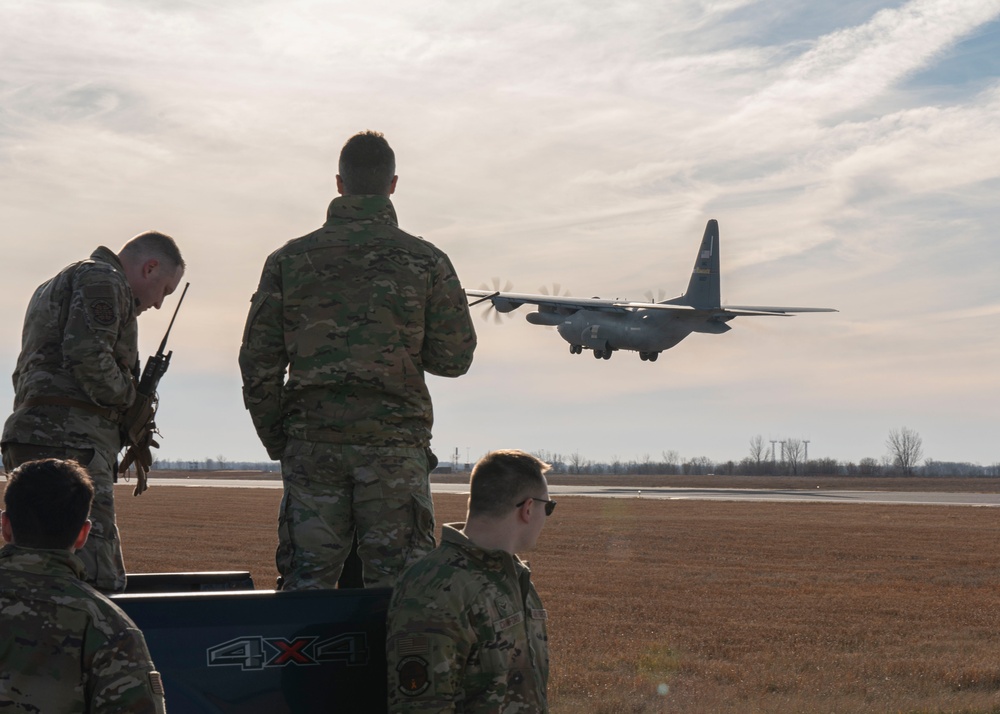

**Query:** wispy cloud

left=1, top=0, right=998, bottom=464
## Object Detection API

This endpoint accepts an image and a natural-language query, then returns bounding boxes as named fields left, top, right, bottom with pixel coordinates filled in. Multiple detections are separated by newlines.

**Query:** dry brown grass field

left=114, top=477, right=1000, bottom=714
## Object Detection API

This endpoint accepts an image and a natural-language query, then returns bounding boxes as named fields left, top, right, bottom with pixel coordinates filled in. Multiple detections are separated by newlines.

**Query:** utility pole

left=770, top=440, right=777, bottom=472
left=803, top=440, right=810, bottom=467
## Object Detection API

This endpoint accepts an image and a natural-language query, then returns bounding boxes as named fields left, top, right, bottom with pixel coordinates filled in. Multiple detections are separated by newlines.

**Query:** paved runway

left=147, top=478, right=1000, bottom=507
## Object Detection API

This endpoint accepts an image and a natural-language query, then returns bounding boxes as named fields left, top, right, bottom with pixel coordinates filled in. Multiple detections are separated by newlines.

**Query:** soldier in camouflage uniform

left=386, top=450, right=553, bottom=713
left=0, top=458, right=166, bottom=713
left=2, top=231, right=185, bottom=593
left=239, top=131, right=476, bottom=590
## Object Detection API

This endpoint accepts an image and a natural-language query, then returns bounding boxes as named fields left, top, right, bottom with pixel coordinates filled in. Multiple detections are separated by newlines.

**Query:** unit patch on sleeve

left=88, top=299, right=117, bottom=326
left=397, top=656, right=430, bottom=696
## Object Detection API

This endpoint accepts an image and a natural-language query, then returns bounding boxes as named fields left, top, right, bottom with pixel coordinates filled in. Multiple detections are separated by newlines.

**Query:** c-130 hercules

left=466, top=219, right=837, bottom=362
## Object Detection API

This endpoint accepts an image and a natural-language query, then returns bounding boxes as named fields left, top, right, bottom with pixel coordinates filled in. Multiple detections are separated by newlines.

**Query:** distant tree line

left=531, top=427, right=999, bottom=478
left=152, top=456, right=280, bottom=472
left=151, top=427, right=999, bottom=478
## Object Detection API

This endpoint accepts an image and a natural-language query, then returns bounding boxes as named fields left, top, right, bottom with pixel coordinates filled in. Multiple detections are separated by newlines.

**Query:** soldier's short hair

left=468, top=450, right=551, bottom=519
left=3, top=459, right=94, bottom=549
left=339, top=131, right=396, bottom=195
left=120, top=230, right=186, bottom=271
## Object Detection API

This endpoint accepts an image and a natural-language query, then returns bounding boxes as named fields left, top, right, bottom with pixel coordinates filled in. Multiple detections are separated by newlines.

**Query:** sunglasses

left=515, top=496, right=557, bottom=516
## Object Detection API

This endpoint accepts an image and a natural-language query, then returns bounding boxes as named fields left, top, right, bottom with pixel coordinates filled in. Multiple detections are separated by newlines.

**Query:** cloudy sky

left=2, top=0, right=998, bottom=468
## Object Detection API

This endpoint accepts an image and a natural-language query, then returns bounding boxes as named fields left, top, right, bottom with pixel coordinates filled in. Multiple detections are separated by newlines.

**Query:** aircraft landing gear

left=570, top=344, right=582, bottom=355
left=602, top=350, right=612, bottom=360
left=593, top=349, right=603, bottom=359
left=639, top=351, right=660, bottom=362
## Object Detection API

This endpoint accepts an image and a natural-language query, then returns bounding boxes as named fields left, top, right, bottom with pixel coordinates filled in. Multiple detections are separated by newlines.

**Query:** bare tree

left=568, top=451, right=586, bottom=475
left=685, top=456, right=714, bottom=475
left=748, top=435, right=768, bottom=474
left=858, top=456, right=882, bottom=476
left=886, top=427, right=923, bottom=476
left=784, top=438, right=804, bottom=475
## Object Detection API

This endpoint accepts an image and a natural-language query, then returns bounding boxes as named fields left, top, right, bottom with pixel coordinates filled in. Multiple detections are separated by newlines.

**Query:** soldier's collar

left=325, top=195, right=398, bottom=226
left=443, top=525, right=523, bottom=571
left=0, top=544, right=87, bottom=579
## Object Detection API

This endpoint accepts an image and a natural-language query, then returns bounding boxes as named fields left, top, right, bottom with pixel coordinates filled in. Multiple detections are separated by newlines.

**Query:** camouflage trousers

left=1, top=442, right=127, bottom=593
left=276, top=440, right=436, bottom=590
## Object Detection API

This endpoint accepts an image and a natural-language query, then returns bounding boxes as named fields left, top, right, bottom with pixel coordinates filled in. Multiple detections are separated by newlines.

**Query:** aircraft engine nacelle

left=525, top=311, right=563, bottom=326
left=491, top=297, right=522, bottom=313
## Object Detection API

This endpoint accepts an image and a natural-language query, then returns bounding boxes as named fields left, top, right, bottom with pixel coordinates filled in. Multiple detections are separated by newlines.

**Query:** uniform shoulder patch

left=396, top=634, right=429, bottom=657
left=88, top=299, right=118, bottom=327
left=397, top=656, right=430, bottom=696
left=82, top=284, right=116, bottom=299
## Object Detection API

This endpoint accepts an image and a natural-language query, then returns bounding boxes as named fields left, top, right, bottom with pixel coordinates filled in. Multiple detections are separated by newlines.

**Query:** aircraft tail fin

left=664, top=219, right=721, bottom=309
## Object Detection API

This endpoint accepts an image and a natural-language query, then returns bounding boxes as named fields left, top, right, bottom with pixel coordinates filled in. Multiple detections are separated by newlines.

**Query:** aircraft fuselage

left=555, top=309, right=727, bottom=355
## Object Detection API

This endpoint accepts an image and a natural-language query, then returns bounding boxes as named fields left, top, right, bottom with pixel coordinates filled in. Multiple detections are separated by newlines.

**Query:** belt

left=19, top=397, right=120, bottom=422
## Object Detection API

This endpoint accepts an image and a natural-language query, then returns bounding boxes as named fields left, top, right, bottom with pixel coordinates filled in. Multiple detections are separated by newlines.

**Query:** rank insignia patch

left=495, top=596, right=511, bottom=616
left=397, top=656, right=430, bottom=696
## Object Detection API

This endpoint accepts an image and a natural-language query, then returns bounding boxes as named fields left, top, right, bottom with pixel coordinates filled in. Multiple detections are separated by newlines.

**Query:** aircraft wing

left=634, top=304, right=838, bottom=316
left=723, top=305, right=839, bottom=314
left=465, top=290, right=837, bottom=316
left=465, top=289, right=697, bottom=313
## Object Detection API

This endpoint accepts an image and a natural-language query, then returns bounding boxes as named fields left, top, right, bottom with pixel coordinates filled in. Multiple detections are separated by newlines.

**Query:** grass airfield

left=117, top=473, right=1000, bottom=713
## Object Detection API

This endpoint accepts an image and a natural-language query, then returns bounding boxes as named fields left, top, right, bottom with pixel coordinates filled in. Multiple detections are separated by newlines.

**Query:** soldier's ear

left=516, top=498, right=533, bottom=524
left=142, top=258, right=160, bottom=278
left=388, top=175, right=398, bottom=195
left=0, top=512, right=13, bottom=544
left=72, top=519, right=92, bottom=552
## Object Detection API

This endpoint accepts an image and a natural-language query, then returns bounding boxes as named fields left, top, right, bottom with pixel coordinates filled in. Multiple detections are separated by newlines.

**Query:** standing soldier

left=2, top=231, right=185, bottom=593
left=0, top=458, right=166, bottom=712
left=240, top=130, right=476, bottom=590
left=386, top=450, right=553, bottom=713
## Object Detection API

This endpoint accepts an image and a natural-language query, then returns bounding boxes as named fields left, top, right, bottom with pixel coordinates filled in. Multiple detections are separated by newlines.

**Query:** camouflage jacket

left=386, top=524, right=549, bottom=713
left=239, top=195, right=476, bottom=457
left=0, top=544, right=166, bottom=713
left=2, top=246, right=138, bottom=457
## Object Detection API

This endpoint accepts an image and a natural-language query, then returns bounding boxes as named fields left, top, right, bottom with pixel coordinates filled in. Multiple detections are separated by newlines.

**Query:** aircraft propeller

left=477, top=278, right=515, bottom=324
left=644, top=289, right=669, bottom=304
left=532, top=283, right=572, bottom=329
left=539, top=283, right=571, bottom=298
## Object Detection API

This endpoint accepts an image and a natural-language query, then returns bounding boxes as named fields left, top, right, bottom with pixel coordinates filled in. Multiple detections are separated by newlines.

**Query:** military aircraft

left=466, top=219, right=837, bottom=362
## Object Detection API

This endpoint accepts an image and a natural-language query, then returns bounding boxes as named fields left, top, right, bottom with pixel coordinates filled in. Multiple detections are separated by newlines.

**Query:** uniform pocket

left=408, top=489, right=436, bottom=557
left=242, top=291, right=272, bottom=348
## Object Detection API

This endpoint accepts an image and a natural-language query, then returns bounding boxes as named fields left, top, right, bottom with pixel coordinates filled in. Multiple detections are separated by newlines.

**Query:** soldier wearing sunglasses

left=386, top=450, right=554, bottom=713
